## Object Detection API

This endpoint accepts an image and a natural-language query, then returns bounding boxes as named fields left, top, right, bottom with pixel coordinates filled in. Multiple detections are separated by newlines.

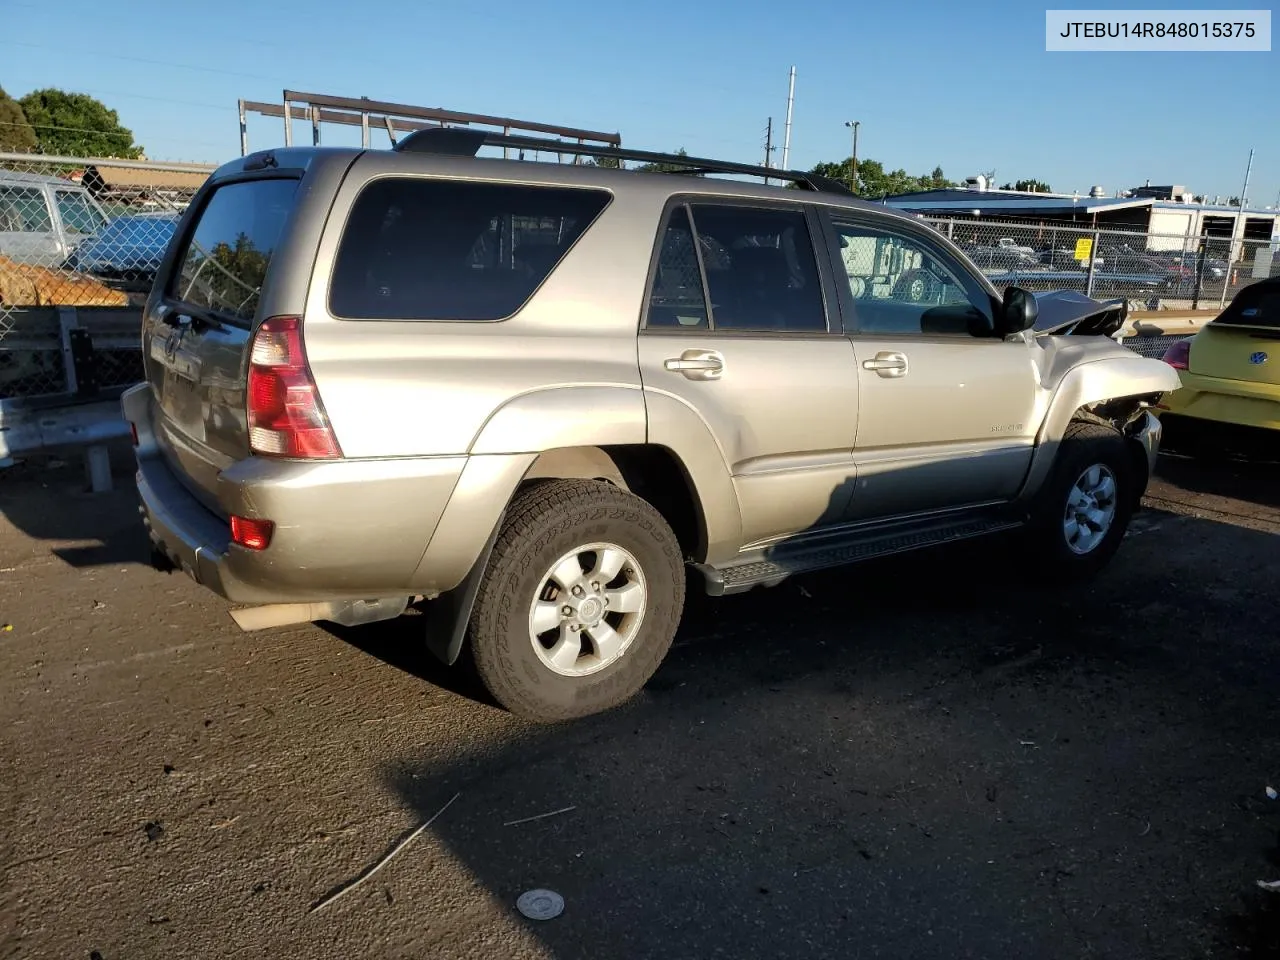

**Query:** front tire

left=1025, top=420, right=1137, bottom=580
left=467, top=479, right=686, bottom=722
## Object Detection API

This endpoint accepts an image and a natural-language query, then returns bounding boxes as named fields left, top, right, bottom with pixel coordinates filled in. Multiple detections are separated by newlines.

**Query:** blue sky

left=2, top=0, right=1276, bottom=205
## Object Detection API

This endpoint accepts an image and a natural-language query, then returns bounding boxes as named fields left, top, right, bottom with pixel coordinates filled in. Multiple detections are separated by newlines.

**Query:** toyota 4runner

left=122, top=129, right=1180, bottom=722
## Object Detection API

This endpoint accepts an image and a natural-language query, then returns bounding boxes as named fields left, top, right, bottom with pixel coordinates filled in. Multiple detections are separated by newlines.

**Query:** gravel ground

left=2, top=447, right=1278, bottom=960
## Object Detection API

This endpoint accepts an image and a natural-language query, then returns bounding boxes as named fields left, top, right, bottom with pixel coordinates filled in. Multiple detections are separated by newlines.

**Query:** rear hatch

left=1190, top=279, right=1280, bottom=386
left=142, top=175, right=302, bottom=515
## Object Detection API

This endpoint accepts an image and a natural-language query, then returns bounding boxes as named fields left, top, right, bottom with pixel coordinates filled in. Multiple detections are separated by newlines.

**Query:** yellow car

left=1157, top=277, right=1279, bottom=451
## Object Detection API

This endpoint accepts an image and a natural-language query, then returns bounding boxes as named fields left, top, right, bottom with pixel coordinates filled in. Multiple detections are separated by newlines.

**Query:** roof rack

left=391, top=128, right=853, bottom=196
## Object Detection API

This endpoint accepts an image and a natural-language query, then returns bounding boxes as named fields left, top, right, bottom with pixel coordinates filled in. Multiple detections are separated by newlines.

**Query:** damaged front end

left=1031, top=290, right=1129, bottom=339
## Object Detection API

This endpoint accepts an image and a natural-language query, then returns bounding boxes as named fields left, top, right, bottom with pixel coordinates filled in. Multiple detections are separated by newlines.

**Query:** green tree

left=0, top=87, right=37, bottom=153
left=1000, top=178, right=1052, bottom=192
left=17, top=89, right=143, bottom=158
left=803, top=157, right=954, bottom=197
left=637, top=147, right=703, bottom=175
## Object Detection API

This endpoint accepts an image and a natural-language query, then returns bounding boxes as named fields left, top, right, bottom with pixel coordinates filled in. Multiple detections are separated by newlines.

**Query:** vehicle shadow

left=1154, top=451, right=1280, bottom=512
left=321, top=611, right=500, bottom=709
left=0, top=441, right=151, bottom=568
left=376, top=507, right=1280, bottom=960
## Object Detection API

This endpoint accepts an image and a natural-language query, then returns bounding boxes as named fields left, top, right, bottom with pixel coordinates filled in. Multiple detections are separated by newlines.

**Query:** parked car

left=1037, top=246, right=1102, bottom=270
left=958, top=242, right=1041, bottom=271
left=121, top=132, right=1179, bottom=722
left=996, top=237, right=1036, bottom=255
left=1157, top=276, right=1279, bottom=445
left=0, top=169, right=109, bottom=267
left=66, top=212, right=179, bottom=292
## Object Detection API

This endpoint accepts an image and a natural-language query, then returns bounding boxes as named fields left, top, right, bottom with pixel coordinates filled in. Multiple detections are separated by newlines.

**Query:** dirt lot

left=2, top=447, right=1279, bottom=960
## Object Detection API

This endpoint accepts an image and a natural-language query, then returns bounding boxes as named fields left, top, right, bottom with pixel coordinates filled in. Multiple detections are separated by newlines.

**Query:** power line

left=0, top=118, right=227, bottom=149
left=0, top=39, right=285, bottom=82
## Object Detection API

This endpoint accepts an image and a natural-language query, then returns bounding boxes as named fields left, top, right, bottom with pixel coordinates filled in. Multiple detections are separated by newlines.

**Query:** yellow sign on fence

left=1074, top=237, right=1093, bottom=263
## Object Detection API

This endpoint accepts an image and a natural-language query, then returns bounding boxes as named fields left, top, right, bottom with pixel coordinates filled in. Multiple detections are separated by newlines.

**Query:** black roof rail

left=391, top=128, right=853, bottom=196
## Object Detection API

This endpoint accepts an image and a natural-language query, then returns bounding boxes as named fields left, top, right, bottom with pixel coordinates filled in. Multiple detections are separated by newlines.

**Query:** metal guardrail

left=0, top=305, right=141, bottom=490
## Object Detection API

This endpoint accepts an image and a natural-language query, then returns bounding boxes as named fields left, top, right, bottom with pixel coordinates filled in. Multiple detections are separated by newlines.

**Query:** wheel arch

left=1020, top=356, right=1178, bottom=501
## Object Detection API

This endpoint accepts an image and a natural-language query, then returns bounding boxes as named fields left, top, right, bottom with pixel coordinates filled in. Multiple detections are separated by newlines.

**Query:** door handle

left=862, top=351, right=908, bottom=378
left=664, top=350, right=724, bottom=380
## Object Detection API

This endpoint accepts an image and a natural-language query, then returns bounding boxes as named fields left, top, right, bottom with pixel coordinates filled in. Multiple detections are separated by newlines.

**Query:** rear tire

left=1024, top=420, right=1137, bottom=581
left=467, top=479, right=686, bottom=722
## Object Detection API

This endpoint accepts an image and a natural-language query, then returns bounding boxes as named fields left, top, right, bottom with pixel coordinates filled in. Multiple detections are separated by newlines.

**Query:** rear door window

left=169, top=177, right=300, bottom=327
left=329, top=178, right=611, bottom=321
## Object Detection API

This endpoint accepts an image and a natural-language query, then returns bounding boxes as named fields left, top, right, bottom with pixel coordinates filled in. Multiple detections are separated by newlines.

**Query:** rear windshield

left=169, top=177, right=299, bottom=327
left=1213, top=279, right=1280, bottom=330
left=329, top=177, right=611, bottom=321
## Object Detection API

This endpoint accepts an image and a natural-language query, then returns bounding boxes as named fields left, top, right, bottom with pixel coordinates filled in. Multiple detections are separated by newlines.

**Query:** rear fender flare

left=422, top=390, right=744, bottom=665
left=468, top=385, right=646, bottom=455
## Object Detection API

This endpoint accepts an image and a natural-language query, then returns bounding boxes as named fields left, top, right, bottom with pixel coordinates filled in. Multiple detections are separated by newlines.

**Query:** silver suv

left=122, top=130, right=1180, bottom=722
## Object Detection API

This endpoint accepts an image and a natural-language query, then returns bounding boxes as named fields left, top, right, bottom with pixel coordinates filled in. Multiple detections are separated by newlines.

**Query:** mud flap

left=424, top=518, right=503, bottom=666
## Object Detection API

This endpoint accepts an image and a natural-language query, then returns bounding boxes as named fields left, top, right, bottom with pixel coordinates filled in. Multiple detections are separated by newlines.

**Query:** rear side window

left=0, top=186, right=52, bottom=233
left=169, top=178, right=299, bottom=327
left=329, top=178, right=611, bottom=321
left=55, top=190, right=106, bottom=235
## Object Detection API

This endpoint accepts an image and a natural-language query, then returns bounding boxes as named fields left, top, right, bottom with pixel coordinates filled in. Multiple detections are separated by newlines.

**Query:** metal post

left=781, top=66, right=795, bottom=170
left=1191, top=233, right=1206, bottom=310
left=282, top=96, right=293, bottom=147
left=360, top=111, right=370, bottom=148
left=504, top=125, right=510, bottom=161
left=311, top=106, right=321, bottom=146
left=1084, top=229, right=1100, bottom=297
left=57, top=307, right=78, bottom=395
left=1219, top=147, right=1254, bottom=310
left=946, top=219, right=954, bottom=241
left=238, top=99, right=248, bottom=156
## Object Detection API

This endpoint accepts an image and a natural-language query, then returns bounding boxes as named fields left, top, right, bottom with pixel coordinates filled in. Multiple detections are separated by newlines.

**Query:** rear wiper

left=157, top=304, right=225, bottom=333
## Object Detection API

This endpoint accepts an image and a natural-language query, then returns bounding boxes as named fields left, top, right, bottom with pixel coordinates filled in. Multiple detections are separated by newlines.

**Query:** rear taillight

left=230, top=515, right=274, bottom=551
left=247, top=316, right=342, bottom=459
left=129, top=423, right=139, bottom=447
left=1161, top=337, right=1192, bottom=371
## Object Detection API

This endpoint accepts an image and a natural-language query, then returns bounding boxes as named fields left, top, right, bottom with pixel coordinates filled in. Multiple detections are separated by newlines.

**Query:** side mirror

left=998, top=286, right=1039, bottom=335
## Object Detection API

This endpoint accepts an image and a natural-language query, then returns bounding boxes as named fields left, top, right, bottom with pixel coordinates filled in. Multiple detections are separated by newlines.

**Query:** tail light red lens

left=230, top=515, right=274, bottom=551
left=1161, top=337, right=1192, bottom=371
left=129, top=422, right=139, bottom=447
left=247, top=316, right=342, bottom=459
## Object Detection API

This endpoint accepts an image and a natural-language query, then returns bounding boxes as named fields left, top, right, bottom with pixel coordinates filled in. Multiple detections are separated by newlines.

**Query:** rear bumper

left=1158, top=372, right=1280, bottom=431
left=123, top=384, right=471, bottom=606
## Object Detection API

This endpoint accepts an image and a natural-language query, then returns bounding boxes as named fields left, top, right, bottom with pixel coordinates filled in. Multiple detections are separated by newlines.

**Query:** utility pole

left=844, top=120, right=860, bottom=192
left=781, top=66, right=796, bottom=170
left=762, top=117, right=776, bottom=184
left=1220, top=146, right=1254, bottom=309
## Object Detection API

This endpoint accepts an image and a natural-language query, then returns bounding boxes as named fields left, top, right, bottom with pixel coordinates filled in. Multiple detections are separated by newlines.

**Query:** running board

left=695, top=517, right=1023, bottom=596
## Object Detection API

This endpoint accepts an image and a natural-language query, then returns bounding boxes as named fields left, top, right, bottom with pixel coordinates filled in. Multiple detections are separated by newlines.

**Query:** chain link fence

left=921, top=215, right=1280, bottom=310
left=2, top=151, right=1277, bottom=403
left=0, top=153, right=213, bottom=402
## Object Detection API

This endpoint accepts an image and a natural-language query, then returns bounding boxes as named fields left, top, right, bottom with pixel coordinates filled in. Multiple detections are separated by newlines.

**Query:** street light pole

left=844, top=120, right=860, bottom=193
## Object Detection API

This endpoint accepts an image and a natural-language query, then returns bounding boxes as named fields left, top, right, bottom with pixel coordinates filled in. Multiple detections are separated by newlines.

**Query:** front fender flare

left=1020, top=355, right=1180, bottom=500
